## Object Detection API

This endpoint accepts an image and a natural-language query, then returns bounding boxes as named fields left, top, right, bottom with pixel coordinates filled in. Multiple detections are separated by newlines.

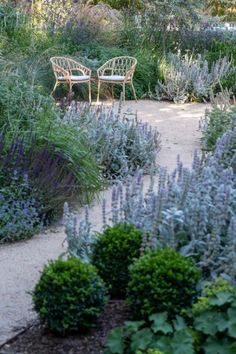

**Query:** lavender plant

left=155, top=53, right=232, bottom=103
left=64, top=127, right=236, bottom=282
left=0, top=133, right=88, bottom=221
left=0, top=172, right=40, bottom=243
left=63, top=102, right=161, bottom=180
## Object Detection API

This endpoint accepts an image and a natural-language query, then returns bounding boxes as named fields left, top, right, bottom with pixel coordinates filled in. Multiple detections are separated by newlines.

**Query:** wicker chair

left=50, top=57, right=92, bottom=102
left=97, top=56, right=137, bottom=102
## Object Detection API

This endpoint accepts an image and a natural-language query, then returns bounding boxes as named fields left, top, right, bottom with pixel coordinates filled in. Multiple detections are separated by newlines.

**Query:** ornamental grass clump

left=32, top=257, right=108, bottom=335
left=127, top=248, right=200, bottom=320
left=63, top=102, right=160, bottom=180
left=0, top=74, right=102, bottom=221
left=92, top=223, right=143, bottom=298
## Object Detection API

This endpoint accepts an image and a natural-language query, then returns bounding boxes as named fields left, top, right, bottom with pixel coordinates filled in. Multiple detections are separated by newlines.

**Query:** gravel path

left=0, top=100, right=207, bottom=346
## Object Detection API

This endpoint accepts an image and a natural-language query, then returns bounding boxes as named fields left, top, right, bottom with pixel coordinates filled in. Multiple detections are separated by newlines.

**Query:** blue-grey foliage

left=63, top=102, right=161, bottom=180
left=64, top=127, right=236, bottom=282
left=155, top=53, right=232, bottom=103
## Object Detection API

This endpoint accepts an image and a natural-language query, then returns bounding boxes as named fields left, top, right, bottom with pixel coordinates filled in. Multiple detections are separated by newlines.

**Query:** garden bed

left=1, top=301, right=129, bottom=354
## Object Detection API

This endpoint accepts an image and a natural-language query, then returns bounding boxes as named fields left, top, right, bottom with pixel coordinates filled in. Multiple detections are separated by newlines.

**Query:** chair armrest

left=52, top=64, right=70, bottom=79
left=124, top=67, right=135, bottom=82
left=97, top=62, right=108, bottom=77
left=69, top=59, right=91, bottom=76
left=97, top=59, right=114, bottom=77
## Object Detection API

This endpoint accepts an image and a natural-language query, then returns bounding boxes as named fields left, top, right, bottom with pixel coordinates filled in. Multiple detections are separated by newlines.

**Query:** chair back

left=101, top=56, right=137, bottom=78
left=50, top=57, right=91, bottom=79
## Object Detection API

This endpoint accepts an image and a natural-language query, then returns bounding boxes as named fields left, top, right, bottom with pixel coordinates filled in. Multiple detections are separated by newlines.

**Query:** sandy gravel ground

left=0, top=100, right=207, bottom=346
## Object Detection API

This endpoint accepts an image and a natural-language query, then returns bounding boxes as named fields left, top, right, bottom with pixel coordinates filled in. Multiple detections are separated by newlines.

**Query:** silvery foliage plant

left=155, top=53, right=232, bottom=103
left=63, top=202, right=94, bottom=262
left=64, top=128, right=236, bottom=282
left=63, top=102, right=160, bottom=180
left=200, top=89, right=236, bottom=151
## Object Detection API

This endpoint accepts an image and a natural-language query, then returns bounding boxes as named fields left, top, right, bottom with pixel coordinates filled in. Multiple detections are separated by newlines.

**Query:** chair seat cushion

left=100, top=75, right=126, bottom=82
left=58, top=75, right=90, bottom=81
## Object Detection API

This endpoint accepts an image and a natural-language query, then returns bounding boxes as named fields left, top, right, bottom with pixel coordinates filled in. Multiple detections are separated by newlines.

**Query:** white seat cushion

left=100, top=75, right=126, bottom=82
left=58, top=75, right=90, bottom=81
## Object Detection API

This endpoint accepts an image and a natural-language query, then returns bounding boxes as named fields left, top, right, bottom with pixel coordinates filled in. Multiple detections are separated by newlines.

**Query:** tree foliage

left=206, top=0, right=236, bottom=21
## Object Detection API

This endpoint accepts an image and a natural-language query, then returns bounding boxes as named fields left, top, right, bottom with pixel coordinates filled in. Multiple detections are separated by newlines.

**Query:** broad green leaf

left=105, top=328, right=124, bottom=354
left=151, top=335, right=172, bottom=354
left=228, top=308, right=236, bottom=338
left=124, top=320, right=145, bottom=333
left=149, top=313, right=173, bottom=334
left=208, top=292, right=233, bottom=307
left=173, top=316, right=187, bottom=331
left=194, top=311, right=219, bottom=335
left=130, top=328, right=153, bottom=352
left=170, top=329, right=194, bottom=354
left=229, top=341, right=236, bottom=354
left=203, top=337, right=232, bottom=354
left=215, top=313, right=229, bottom=332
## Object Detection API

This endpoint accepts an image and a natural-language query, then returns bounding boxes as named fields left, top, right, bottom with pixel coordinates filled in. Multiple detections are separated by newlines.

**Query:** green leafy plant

left=104, top=312, right=194, bottom=354
left=32, top=257, right=108, bottom=334
left=105, top=279, right=236, bottom=354
left=92, top=224, right=143, bottom=298
left=127, top=248, right=201, bottom=319
left=201, top=100, right=236, bottom=152
left=191, top=278, right=236, bottom=354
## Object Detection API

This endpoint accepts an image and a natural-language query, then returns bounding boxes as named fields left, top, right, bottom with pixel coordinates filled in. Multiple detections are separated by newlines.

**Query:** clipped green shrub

left=92, top=224, right=143, bottom=298
left=32, top=257, right=108, bottom=334
left=127, top=248, right=201, bottom=319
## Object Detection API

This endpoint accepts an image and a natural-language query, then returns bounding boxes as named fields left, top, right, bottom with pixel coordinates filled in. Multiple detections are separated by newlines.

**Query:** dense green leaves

left=127, top=248, right=200, bottom=319
left=32, top=258, right=108, bottom=334
left=105, top=313, right=194, bottom=354
left=92, top=224, right=143, bottom=298
left=105, top=279, right=236, bottom=353
left=192, top=278, right=236, bottom=353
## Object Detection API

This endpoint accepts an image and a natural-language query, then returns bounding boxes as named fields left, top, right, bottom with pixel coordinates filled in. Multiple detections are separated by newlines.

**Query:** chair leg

left=97, top=80, right=101, bottom=103
left=122, top=83, right=126, bottom=102
left=51, top=81, right=58, bottom=96
left=131, top=81, right=137, bottom=102
left=68, top=82, right=72, bottom=98
left=111, top=84, right=114, bottom=101
left=88, top=81, right=92, bottom=104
